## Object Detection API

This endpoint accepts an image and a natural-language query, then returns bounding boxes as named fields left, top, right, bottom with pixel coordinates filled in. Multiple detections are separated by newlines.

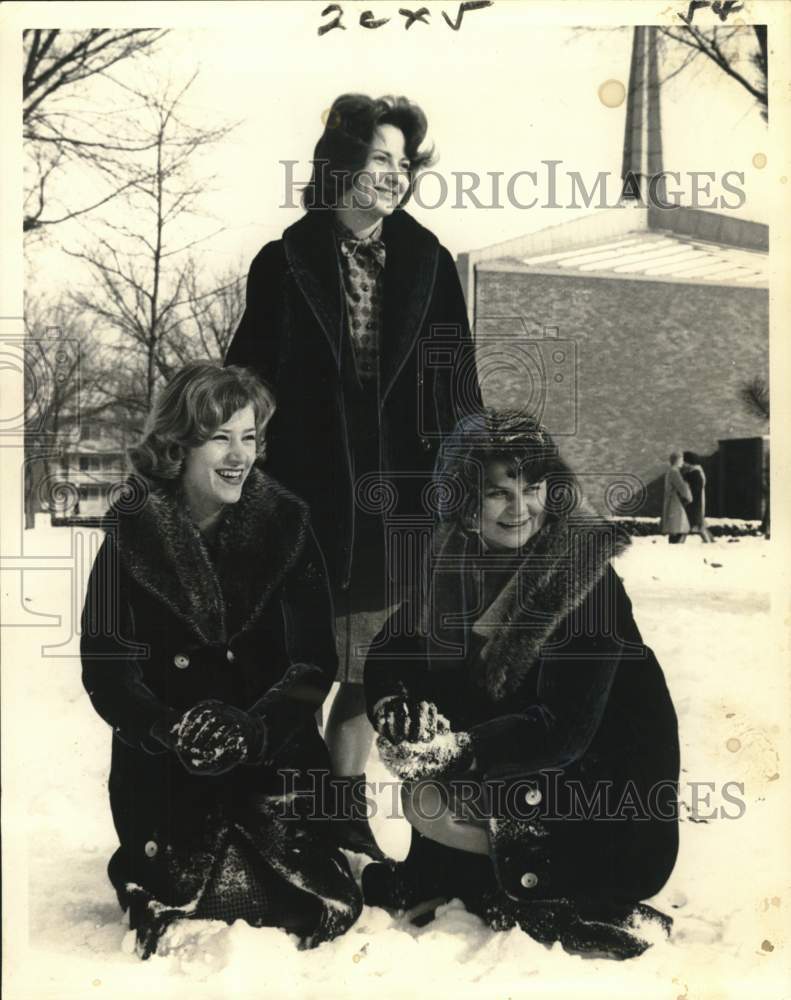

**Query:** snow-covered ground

left=3, top=524, right=788, bottom=999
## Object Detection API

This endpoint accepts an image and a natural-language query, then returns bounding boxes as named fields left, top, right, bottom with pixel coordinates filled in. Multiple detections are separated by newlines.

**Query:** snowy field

left=3, top=522, right=788, bottom=999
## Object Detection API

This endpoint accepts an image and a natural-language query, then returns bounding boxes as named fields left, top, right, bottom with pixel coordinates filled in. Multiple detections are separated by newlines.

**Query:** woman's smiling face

left=354, top=124, right=410, bottom=217
left=181, top=405, right=257, bottom=522
left=479, top=459, right=548, bottom=550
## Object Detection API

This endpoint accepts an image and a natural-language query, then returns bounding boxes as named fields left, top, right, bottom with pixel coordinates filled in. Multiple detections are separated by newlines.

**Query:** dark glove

left=376, top=728, right=475, bottom=781
left=153, top=700, right=268, bottom=776
left=373, top=697, right=450, bottom=745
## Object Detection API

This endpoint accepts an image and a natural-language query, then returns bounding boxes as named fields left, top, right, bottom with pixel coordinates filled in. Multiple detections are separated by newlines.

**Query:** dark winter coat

left=225, top=208, right=482, bottom=595
left=681, top=464, right=707, bottom=529
left=661, top=466, right=693, bottom=535
left=80, top=469, right=361, bottom=942
left=365, top=508, right=680, bottom=906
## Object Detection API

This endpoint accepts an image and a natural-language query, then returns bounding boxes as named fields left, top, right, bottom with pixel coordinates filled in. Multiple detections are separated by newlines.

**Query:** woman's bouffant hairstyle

left=682, top=450, right=702, bottom=465
left=128, top=362, right=276, bottom=484
left=433, top=409, right=578, bottom=533
left=302, top=93, right=435, bottom=211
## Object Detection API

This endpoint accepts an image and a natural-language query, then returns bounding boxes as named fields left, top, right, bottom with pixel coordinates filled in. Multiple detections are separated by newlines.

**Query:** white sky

left=13, top=2, right=774, bottom=293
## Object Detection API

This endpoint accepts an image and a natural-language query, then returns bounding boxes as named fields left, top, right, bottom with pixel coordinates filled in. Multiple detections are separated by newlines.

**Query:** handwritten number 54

left=677, top=0, right=744, bottom=25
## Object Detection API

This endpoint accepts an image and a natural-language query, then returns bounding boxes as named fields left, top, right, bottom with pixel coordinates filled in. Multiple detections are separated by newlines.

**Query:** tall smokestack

left=621, top=26, right=665, bottom=204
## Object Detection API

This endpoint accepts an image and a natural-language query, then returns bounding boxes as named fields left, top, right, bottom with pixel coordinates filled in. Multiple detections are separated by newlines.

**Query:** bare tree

left=167, top=262, right=247, bottom=368
left=23, top=28, right=168, bottom=233
left=22, top=295, right=114, bottom=527
left=572, top=25, right=767, bottom=122
left=69, top=73, right=235, bottom=410
left=658, top=24, right=767, bottom=120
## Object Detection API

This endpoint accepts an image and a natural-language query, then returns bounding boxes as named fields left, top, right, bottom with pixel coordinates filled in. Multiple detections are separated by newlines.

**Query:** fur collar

left=282, top=209, right=440, bottom=403
left=421, top=504, right=631, bottom=701
left=103, top=467, right=309, bottom=645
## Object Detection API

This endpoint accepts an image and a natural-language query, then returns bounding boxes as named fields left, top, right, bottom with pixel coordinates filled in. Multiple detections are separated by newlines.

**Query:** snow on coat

left=364, top=502, right=680, bottom=907
left=80, top=468, right=361, bottom=950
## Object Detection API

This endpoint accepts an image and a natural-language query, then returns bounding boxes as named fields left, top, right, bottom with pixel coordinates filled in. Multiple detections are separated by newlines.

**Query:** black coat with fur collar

left=80, top=469, right=339, bottom=912
left=225, top=208, right=481, bottom=591
left=365, top=508, right=680, bottom=905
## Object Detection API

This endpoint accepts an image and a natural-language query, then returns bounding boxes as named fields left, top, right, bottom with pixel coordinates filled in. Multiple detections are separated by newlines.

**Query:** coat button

left=226, top=649, right=236, bottom=663
left=144, top=841, right=158, bottom=858
left=422, top=440, right=432, bottom=452
left=520, top=872, right=538, bottom=889
left=524, top=787, right=542, bottom=807
left=173, top=653, right=190, bottom=670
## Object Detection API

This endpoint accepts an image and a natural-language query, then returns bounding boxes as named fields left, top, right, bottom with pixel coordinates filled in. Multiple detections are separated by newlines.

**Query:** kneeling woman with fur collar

left=364, top=411, right=680, bottom=959
left=80, top=362, right=361, bottom=958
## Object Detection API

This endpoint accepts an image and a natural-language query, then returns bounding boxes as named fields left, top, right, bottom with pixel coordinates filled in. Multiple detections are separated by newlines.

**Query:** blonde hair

left=128, top=362, right=276, bottom=483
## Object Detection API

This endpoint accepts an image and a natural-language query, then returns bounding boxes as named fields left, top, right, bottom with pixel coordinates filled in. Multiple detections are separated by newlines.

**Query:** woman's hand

left=376, top=728, right=474, bottom=782
left=373, top=697, right=451, bottom=745
left=167, top=700, right=268, bottom=776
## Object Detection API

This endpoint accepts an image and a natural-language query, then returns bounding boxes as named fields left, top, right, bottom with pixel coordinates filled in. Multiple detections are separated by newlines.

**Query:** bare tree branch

left=571, top=25, right=767, bottom=121
left=657, top=24, right=767, bottom=119
left=73, top=77, right=238, bottom=411
left=23, top=28, right=169, bottom=233
left=23, top=29, right=167, bottom=120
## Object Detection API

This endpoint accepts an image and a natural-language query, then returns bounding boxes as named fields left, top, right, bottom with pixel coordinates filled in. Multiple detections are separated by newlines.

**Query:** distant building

left=456, top=27, right=768, bottom=518
left=52, top=420, right=129, bottom=523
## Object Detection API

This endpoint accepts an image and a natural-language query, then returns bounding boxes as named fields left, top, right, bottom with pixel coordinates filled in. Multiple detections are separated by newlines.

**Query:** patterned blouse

left=334, top=218, right=386, bottom=384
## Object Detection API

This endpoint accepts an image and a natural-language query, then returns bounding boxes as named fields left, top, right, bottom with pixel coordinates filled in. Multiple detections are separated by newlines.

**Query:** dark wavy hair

left=302, top=93, right=435, bottom=211
left=682, top=450, right=702, bottom=465
left=434, top=409, right=578, bottom=532
left=128, top=362, right=276, bottom=484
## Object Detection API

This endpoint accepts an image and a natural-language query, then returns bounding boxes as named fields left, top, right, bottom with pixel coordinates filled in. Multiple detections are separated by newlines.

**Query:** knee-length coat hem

left=365, top=505, right=680, bottom=904
left=80, top=469, right=361, bottom=938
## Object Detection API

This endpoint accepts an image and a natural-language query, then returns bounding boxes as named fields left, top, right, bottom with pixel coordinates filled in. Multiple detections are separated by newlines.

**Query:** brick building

left=455, top=28, right=769, bottom=518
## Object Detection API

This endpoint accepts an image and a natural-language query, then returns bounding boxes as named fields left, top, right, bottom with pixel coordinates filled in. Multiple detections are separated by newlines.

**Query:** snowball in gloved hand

left=373, top=697, right=450, bottom=745
left=377, top=728, right=474, bottom=781
left=172, top=700, right=267, bottom=776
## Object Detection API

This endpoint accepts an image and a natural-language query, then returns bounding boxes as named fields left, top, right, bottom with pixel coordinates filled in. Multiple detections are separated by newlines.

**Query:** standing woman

left=80, top=362, right=361, bottom=958
left=226, top=93, right=482, bottom=854
left=681, top=451, right=713, bottom=543
left=661, top=451, right=693, bottom=544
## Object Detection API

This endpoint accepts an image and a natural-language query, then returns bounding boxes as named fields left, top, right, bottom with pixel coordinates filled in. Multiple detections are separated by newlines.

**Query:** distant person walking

left=681, top=451, right=713, bottom=543
left=661, top=452, right=693, bottom=544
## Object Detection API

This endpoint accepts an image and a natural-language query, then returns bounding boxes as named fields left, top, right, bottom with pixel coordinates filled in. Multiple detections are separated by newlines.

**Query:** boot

left=473, top=891, right=672, bottom=960
left=363, top=830, right=493, bottom=916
